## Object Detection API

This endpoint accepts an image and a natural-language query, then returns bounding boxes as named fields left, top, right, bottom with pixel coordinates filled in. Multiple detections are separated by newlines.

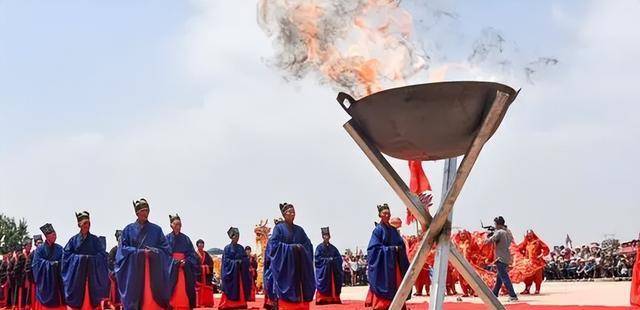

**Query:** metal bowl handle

left=336, top=92, right=356, bottom=115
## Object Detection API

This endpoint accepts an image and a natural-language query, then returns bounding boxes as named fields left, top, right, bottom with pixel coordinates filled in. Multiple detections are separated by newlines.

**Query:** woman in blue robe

left=267, top=203, right=315, bottom=310
left=32, top=223, right=66, bottom=310
left=365, top=204, right=410, bottom=310
left=166, top=214, right=200, bottom=310
left=218, top=227, right=252, bottom=309
left=115, top=198, right=172, bottom=310
left=314, top=227, right=343, bottom=305
left=61, top=211, right=109, bottom=309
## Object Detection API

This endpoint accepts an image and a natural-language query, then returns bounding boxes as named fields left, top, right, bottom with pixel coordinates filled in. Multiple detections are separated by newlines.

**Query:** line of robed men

left=261, top=202, right=409, bottom=310
left=0, top=199, right=243, bottom=310
left=1, top=198, right=413, bottom=310
left=0, top=234, right=39, bottom=309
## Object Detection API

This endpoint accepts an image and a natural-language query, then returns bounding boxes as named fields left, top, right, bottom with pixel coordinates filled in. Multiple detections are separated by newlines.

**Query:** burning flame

left=258, top=0, right=428, bottom=98
left=258, top=0, right=558, bottom=96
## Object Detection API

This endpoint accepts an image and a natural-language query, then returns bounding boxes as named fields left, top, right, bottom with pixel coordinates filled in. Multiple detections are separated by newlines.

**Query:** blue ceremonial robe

left=62, top=233, right=110, bottom=308
left=267, top=222, right=315, bottom=303
left=166, top=232, right=200, bottom=308
left=314, top=243, right=343, bottom=296
left=221, top=243, right=252, bottom=301
left=32, top=242, right=65, bottom=307
left=115, top=221, right=171, bottom=310
left=367, top=222, right=410, bottom=300
left=262, top=240, right=276, bottom=302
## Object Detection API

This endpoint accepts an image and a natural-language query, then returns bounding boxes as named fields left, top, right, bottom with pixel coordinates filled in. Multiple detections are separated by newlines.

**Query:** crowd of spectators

left=544, top=240, right=637, bottom=281
left=336, top=237, right=638, bottom=286
left=342, top=250, right=369, bottom=286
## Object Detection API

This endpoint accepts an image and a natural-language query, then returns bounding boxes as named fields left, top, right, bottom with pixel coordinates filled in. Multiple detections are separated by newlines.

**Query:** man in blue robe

left=365, top=204, right=410, bottom=310
left=218, top=227, right=252, bottom=309
left=166, top=214, right=199, bottom=310
left=115, top=198, right=172, bottom=310
left=267, top=203, right=315, bottom=310
left=32, top=223, right=66, bottom=310
left=262, top=218, right=282, bottom=310
left=314, top=227, right=343, bottom=305
left=61, top=211, right=109, bottom=309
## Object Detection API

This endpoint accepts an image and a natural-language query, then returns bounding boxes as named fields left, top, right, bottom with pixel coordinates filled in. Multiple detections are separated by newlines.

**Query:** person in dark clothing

left=108, top=231, right=121, bottom=272
left=1, top=252, right=10, bottom=307
left=26, top=235, right=41, bottom=309
left=195, top=239, right=215, bottom=308
left=13, top=237, right=32, bottom=309
left=108, top=230, right=122, bottom=309
left=246, top=246, right=258, bottom=301
left=484, top=216, right=518, bottom=302
left=12, top=240, right=31, bottom=309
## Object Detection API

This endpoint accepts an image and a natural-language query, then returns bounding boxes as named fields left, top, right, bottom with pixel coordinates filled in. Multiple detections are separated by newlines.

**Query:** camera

left=481, top=221, right=496, bottom=238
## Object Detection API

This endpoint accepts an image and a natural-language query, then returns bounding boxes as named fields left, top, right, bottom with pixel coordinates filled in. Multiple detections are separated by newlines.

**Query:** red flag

left=407, top=160, right=432, bottom=225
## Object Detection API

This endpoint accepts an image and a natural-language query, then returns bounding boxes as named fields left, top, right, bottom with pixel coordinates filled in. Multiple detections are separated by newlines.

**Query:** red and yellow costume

left=405, top=235, right=432, bottom=296
left=512, top=230, right=549, bottom=294
left=445, top=264, right=459, bottom=296
left=452, top=230, right=483, bottom=297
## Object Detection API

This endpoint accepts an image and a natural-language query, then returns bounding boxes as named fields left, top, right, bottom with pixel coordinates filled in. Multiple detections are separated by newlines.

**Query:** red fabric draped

left=33, top=300, right=67, bottom=310
left=169, top=253, right=190, bottom=310
left=17, top=287, right=24, bottom=310
left=451, top=230, right=553, bottom=290
left=446, top=264, right=459, bottom=295
left=409, top=160, right=432, bottom=194
left=196, top=272, right=214, bottom=307
left=511, top=231, right=550, bottom=284
left=278, top=299, right=310, bottom=310
left=0, top=279, right=7, bottom=308
left=142, top=252, right=163, bottom=310
left=196, top=250, right=214, bottom=307
left=407, top=160, right=432, bottom=225
left=32, top=274, right=66, bottom=310
left=108, top=275, right=119, bottom=309
left=631, top=246, right=640, bottom=307
left=364, top=264, right=405, bottom=310
left=405, top=235, right=431, bottom=296
left=218, top=272, right=248, bottom=310
left=249, top=283, right=256, bottom=302
left=452, top=231, right=498, bottom=287
left=29, top=281, right=36, bottom=310
left=75, top=279, right=95, bottom=310
left=315, top=271, right=341, bottom=305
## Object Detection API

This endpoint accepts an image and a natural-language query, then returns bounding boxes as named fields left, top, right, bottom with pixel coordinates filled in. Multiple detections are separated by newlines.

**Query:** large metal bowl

left=337, top=81, right=518, bottom=161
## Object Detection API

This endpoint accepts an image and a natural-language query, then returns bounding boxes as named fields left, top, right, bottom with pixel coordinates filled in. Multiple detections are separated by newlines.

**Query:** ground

left=3, top=281, right=629, bottom=310
left=222, top=281, right=632, bottom=309
left=339, top=281, right=631, bottom=307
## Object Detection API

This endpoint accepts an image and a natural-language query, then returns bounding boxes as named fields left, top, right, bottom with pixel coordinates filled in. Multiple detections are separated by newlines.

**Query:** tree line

left=0, top=213, right=29, bottom=253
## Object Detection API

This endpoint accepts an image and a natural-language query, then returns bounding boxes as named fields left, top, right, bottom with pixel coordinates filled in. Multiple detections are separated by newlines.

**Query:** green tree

left=0, top=214, right=29, bottom=254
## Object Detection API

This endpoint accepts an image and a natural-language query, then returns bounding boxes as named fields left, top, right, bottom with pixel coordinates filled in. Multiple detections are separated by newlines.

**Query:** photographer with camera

left=484, top=216, right=518, bottom=302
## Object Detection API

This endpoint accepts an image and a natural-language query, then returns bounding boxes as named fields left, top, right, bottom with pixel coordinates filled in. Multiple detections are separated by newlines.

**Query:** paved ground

left=338, top=281, right=632, bottom=307
left=1, top=281, right=631, bottom=310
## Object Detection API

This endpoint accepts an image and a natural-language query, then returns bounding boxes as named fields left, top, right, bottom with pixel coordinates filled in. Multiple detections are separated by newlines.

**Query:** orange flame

left=258, top=0, right=428, bottom=98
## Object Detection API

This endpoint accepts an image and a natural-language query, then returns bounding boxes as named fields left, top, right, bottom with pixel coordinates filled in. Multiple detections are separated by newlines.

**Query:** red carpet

left=207, top=299, right=630, bottom=309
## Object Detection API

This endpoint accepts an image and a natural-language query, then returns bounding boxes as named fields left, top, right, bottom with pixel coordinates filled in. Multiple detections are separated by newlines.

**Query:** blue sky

left=1, top=1, right=638, bottom=251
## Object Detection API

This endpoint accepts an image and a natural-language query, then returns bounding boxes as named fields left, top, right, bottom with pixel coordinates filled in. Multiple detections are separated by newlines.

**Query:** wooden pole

left=429, top=157, right=458, bottom=309
left=387, top=91, right=510, bottom=310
